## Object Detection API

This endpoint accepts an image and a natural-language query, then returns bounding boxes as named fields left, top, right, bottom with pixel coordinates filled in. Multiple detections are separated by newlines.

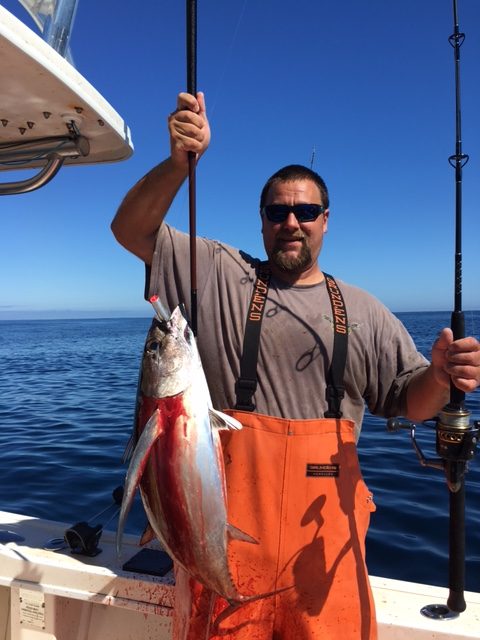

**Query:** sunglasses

left=261, top=203, right=325, bottom=223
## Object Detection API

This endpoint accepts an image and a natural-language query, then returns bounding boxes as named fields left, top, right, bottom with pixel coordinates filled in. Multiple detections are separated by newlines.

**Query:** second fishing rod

left=389, top=0, right=479, bottom=617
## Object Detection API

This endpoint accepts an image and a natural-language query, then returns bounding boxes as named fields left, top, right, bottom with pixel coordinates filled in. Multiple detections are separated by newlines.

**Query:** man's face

left=261, top=179, right=329, bottom=277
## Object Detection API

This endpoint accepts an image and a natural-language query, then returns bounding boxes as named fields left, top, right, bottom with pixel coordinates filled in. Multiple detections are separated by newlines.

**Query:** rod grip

left=447, top=473, right=467, bottom=612
left=450, top=310, right=466, bottom=407
left=451, top=310, right=465, bottom=341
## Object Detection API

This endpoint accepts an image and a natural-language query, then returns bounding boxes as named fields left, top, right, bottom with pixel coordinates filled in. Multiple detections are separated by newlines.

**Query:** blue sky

left=1, top=0, right=479, bottom=319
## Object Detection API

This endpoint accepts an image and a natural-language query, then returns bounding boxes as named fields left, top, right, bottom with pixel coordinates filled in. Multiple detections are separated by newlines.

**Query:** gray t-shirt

left=148, top=224, right=429, bottom=439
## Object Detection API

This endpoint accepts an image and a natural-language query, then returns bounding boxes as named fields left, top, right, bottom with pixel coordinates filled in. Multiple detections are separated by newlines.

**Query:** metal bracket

left=0, top=133, right=89, bottom=195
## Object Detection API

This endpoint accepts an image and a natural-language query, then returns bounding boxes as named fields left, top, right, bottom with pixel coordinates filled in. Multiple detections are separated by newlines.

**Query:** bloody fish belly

left=116, top=305, right=260, bottom=603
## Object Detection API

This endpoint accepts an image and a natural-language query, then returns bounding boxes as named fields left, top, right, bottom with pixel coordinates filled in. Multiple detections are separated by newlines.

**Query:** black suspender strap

left=323, top=273, right=349, bottom=418
left=234, top=269, right=348, bottom=418
left=234, top=262, right=271, bottom=411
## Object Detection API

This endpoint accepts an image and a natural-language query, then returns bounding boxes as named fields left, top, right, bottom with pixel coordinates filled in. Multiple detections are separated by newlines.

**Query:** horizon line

left=1, top=309, right=479, bottom=322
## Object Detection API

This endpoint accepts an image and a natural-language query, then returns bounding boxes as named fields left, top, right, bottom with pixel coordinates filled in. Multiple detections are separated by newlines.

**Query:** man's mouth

left=276, top=236, right=305, bottom=248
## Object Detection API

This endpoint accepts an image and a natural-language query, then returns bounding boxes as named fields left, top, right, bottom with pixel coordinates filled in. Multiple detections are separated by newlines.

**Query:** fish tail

left=203, top=592, right=217, bottom=640
left=211, top=585, right=293, bottom=635
left=210, top=601, right=244, bottom=636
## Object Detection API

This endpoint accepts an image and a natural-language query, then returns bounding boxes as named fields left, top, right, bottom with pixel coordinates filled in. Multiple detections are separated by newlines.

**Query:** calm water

left=0, top=311, right=479, bottom=591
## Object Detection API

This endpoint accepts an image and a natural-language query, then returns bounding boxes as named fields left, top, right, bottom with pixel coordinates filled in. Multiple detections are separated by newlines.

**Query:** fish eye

left=147, top=340, right=159, bottom=351
left=183, top=325, right=194, bottom=343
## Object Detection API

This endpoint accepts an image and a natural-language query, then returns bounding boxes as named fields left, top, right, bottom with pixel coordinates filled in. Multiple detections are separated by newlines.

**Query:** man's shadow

left=286, top=495, right=352, bottom=616
left=283, top=452, right=374, bottom=640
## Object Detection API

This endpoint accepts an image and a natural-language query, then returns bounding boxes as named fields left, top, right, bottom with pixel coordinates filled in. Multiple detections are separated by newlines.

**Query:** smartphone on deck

left=122, top=548, right=173, bottom=577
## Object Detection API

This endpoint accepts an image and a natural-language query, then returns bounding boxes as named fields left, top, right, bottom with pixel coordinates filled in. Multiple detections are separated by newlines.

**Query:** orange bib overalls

left=173, top=273, right=377, bottom=640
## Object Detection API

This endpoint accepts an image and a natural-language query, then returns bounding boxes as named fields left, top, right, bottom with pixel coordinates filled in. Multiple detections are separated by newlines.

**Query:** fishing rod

left=388, top=0, right=479, bottom=618
left=437, top=0, right=478, bottom=613
left=187, top=0, right=198, bottom=336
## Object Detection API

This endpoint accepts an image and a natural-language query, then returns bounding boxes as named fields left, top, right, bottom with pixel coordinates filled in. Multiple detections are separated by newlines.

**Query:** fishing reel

left=388, top=406, right=479, bottom=618
left=435, top=406, right=479, bottom=491
left=387, top=407, right=479, bottom=492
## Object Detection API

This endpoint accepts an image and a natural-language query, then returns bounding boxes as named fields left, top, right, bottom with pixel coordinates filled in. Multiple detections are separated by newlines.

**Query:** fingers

left=450, top=376, right=479, bottom=394
left=447, top=335, right=480, bottom=358
left=196, top=91, right=207, bottom=116
left=434, top=329, right=480, bottom=392
left=433, top=327, right=453, bottom=351
left=446, top=336, right=480, bottom=392
left=175, top=91, right=202, bottom=113
left=168, top=92, right=210, bottom=158
left=169, top=114, right=206, bottom=153
left=447, top=361, right=480, bottom=392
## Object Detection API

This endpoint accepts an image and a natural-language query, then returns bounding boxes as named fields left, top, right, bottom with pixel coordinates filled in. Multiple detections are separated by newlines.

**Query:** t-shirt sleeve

left=146, top=224, right=218, bottom=320
left=362, top=299, right=429, bottom=418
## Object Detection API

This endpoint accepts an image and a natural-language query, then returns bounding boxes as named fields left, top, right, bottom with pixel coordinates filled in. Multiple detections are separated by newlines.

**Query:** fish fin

left=227, top=523, right=258, bottom=545
left=116, top=409, right=163, bottom=557
left=122, top=433, right=136, bottom=464
left=209, top=408, right=243, bottom=431
left=122, top=363, right=144, bottom=464
left=139, top=522, right=156, bottom=546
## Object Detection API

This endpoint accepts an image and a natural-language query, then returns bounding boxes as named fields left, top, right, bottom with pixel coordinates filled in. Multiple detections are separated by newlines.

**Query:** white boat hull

left=0, top=510, right=478, bottom=639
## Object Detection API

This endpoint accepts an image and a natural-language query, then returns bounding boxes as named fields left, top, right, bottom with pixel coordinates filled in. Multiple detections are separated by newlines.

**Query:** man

left=112, top=92, right=480, bottom=640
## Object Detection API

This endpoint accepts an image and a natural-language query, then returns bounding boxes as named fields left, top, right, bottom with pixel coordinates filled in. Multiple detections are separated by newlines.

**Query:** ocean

left=0, top=311, right=479, bottom=592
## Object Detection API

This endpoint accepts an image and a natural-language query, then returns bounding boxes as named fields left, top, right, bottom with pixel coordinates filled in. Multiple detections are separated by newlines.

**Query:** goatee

left=270, top=238, right=312, bottom=273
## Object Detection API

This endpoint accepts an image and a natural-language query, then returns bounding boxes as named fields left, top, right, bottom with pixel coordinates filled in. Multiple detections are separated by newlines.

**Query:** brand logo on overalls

left=248, top=272, right=269, bottom=321
left=306, top=463, right=340, bottom=477
left=325, top=276, right=347, bottom=335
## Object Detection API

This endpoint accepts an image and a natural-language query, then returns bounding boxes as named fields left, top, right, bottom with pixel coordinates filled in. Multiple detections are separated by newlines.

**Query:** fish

left=116, top=299, right=259, bottom=603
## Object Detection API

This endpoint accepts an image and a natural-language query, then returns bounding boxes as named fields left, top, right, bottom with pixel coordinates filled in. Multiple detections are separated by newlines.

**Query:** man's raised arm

left=111, top=92, right=211, bottom=265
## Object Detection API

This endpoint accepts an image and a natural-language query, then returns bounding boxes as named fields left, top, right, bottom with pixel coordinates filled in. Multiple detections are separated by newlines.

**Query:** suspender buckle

left=234, top=377, right=257, bottom=412
left=325, top=383, right=345, bottom=419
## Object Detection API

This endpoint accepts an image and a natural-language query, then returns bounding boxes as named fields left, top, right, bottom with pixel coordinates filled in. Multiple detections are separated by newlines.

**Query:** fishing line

left=175, top=1, right=248, bottom=201
left=183, top=0, right=249, bottom=316
left=207, top=0, right=249, bottom=119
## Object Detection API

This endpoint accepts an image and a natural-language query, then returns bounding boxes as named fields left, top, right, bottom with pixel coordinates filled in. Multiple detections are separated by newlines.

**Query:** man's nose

left=281, top=211, right=300, bottom=230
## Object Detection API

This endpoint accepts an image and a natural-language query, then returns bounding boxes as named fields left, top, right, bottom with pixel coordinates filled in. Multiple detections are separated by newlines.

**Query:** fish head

left=140, top=306, right=199, bottom=398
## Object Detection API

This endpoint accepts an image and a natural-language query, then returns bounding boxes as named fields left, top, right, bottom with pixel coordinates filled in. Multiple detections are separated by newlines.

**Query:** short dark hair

left=259, top=165, right=329, bottom=210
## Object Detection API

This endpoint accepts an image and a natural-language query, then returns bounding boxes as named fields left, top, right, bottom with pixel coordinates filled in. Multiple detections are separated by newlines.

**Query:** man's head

left=260, top=165, right=330, bottom=284
left=260, top=165, right=329, bottom=211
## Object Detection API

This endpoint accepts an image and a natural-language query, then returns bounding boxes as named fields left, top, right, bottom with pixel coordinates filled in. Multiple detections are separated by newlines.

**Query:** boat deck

left=0, top=510, right=478, bottom=639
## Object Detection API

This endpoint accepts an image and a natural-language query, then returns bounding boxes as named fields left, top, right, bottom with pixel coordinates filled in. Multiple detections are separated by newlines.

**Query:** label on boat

left=19, top=588, right=45, bottom=629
